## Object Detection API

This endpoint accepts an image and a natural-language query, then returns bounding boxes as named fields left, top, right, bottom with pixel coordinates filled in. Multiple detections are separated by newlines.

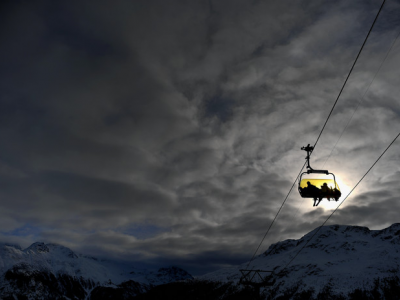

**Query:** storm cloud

left=1, top=0, right=400, bottom=275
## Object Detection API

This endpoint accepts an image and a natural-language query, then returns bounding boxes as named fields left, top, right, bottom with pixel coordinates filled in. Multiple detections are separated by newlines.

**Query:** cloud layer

left=1, top=0, right=400, bottom=275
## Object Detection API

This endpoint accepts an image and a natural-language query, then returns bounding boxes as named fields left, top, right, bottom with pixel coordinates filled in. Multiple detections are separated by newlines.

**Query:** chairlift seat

left=299, top=178, right=341, bottom=200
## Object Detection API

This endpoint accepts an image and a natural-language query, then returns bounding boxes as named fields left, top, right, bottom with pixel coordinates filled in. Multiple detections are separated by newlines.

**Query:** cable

left=322, top=27, right=400, bottom=169
left=311, top=0, right=386, bottom=153
left=280, top=131, right=400, bottom=272
left=245, top=161, right=306, bottom=269
left=243, top=0, right=386, bottom=271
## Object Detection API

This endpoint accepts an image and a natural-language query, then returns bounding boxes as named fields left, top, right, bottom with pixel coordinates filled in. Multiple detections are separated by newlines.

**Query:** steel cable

left=281, top=131, right=400, bottom=272
left=243, top=0, right=386, bottom=272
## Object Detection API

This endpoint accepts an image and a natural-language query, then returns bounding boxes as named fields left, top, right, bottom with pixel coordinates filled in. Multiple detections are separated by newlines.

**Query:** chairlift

left=298, top=144, right=341, bottom=206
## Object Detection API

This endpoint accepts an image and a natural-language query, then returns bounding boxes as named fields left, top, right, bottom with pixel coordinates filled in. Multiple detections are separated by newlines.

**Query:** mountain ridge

left=1, top=223, right=400, bottom=299
left=200, top=223, right=400, bottom=298
left=0, top=241, right=192, bottom=299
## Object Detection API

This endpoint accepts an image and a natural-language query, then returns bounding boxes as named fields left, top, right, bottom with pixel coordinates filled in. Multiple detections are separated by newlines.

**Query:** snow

left=0, top=242, right=192, bottom=286
left=2, top=223, right=400, bottom=298
left=200, top=223, right=400, bottom=296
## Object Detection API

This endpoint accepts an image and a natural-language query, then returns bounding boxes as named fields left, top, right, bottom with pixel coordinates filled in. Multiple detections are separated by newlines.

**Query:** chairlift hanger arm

left=301, top=144, right=328, bottom=174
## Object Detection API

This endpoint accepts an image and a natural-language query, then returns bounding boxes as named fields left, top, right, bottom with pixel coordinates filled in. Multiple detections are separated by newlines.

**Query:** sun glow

left=335, top=176, right=352, bottom=200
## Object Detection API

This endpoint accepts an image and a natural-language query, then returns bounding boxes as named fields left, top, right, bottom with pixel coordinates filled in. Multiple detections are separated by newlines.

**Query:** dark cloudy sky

left=1, top=0, right=400, bottom=275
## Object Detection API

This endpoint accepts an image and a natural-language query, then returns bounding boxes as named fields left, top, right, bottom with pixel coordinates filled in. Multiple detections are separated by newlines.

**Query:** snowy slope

left=200, top=223, right=400, bottom=296
left=0, top=242, right=192, bottom=286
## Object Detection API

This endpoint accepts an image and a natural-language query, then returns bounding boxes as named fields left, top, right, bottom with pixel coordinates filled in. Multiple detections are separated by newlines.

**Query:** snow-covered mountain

left=3, top=224, right=400, bottom=299
left=0, top=242, right=192, bottom=299
left=199, top=223, right=400, bottom=299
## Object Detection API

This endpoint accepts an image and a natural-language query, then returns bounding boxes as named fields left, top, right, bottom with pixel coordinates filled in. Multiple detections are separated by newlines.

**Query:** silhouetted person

left=301, top=181, right=312, bottom=197
left=321, top=182, right=332, bottom=201
left=333, top=187, right=341, bottom=201
left=307, top=181, right=319, bottom=193
left=306, top=181, right=321, bottom=206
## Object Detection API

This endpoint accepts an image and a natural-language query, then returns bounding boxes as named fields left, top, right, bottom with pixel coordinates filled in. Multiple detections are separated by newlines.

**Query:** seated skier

left=320, top=182, right=331, bottom=200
